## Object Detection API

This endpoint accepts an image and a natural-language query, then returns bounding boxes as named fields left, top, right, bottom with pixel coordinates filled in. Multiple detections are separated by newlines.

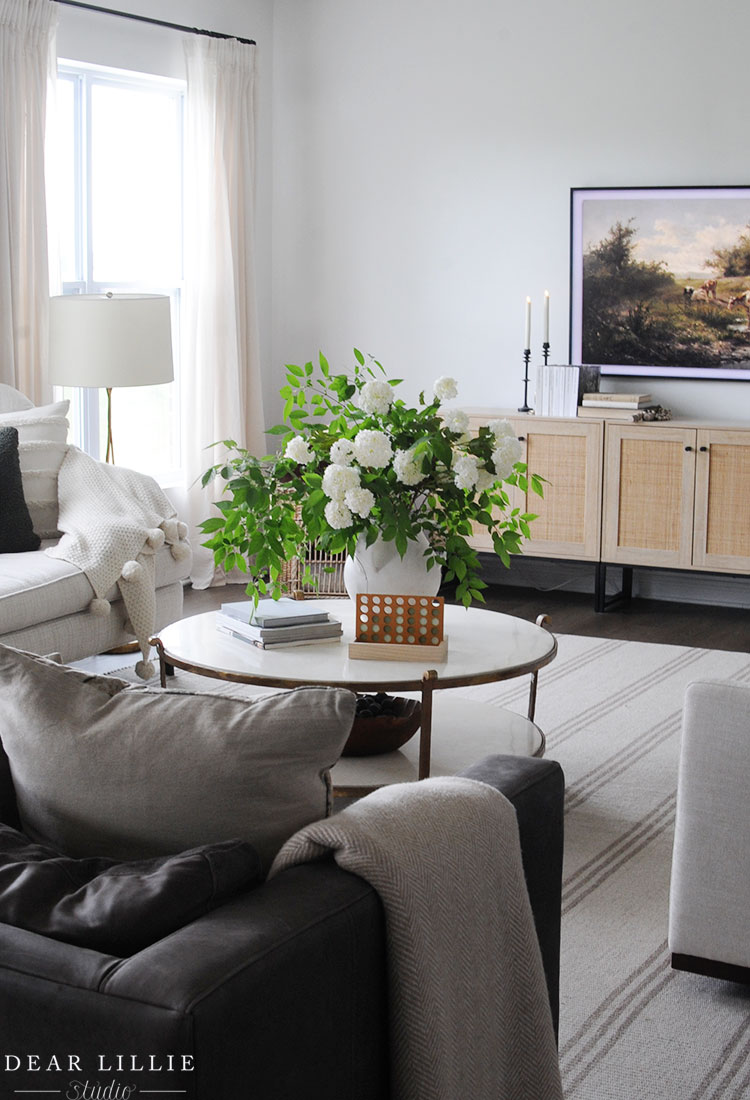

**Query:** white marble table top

left=155, top=600, right=557, bottom=693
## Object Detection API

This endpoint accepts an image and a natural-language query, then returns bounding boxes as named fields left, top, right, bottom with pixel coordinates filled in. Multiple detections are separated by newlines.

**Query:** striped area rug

left=451, top=633, right=750, bottom=1099
left=113, top=631, right=750, bottom=1095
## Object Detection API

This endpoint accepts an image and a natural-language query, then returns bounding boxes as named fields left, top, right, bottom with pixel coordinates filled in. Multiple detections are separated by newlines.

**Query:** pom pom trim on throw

left=121, top=560, right=144, bottom=582
left=170, top=540, right=190, bottom=562
left=135, top=659, right=156, bottom=681
left=162, top=519, right=179, bottom=543
left=176, top=521, right=188, bottom=539
left=146, top=527, right=165, bottom=550
left=89, top=597, right=111, bottom=617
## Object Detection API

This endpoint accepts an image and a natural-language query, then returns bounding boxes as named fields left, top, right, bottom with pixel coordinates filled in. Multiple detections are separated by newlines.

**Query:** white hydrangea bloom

left=353, top=428, right=393, bottom=468
left=492, top=435, right=523, bottom=480
left=453, top=453, right=481, bottom=491
left=433, top=376, right=458, bottom=402
left=324, top=499, right=353, bottom=530
left=322, top=463, right=361, bottom=500
left=487, top=418, right=515, bottom=443
left=284, top=435, right=315, bottom=464
left=393, top=447, right=426, bottom=486
left=356, top=379, right=394, bottom=417
left=475, top=467, right=496, bottom=492
left=442, top=408, right=470, bottom=435
left=345, top=486, right=375, bottom=518
left=330, top=438, right=357, bottom=466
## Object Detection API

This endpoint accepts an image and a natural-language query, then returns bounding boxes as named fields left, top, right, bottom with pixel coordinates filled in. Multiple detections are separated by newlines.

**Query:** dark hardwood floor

left=182, top=582, right=750, bottom=653
left=474, top=585, right=750, bottom=652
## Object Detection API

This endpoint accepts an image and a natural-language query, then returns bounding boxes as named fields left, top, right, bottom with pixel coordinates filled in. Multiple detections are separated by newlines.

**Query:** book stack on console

left=216, top=599, right=343, bottom=649
left=577, top=393, right=667, bottom=421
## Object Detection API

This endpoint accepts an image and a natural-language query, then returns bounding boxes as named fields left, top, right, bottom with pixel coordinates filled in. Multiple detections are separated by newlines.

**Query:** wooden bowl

left=342, top=697, right=422, bottom=757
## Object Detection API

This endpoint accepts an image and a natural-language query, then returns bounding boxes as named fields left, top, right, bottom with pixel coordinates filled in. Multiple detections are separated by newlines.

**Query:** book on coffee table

left=217, top=624, right=343, bottom=650
left=216, top=609, right=342, bottom=642
left=220, top=598, right=332, bottom=628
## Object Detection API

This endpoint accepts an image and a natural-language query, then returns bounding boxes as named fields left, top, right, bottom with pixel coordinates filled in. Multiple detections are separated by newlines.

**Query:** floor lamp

left=49, top=293, right=174, bottom=464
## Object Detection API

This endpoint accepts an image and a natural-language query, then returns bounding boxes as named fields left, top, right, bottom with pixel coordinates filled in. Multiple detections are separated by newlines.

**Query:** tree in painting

left=581, top=220, right=750, bottom=369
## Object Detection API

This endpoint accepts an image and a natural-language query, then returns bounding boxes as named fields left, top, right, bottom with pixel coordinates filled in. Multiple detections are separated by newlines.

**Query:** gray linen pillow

left=0, top=645, right=356, bottom=870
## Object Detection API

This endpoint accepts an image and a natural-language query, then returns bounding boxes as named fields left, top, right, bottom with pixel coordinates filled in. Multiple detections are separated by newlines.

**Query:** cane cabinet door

left=692, top=429, right=750, bottom=573
left=467, top=415, right=603, bottom=561
left=602, top=425, right=696, bottom=568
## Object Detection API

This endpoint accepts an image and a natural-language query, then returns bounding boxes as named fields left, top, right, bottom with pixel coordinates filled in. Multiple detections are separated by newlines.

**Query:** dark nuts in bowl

left=342, top=693, right=422, bottom=757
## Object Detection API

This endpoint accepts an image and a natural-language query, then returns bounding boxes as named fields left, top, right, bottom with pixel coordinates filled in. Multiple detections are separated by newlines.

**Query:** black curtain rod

left=51, top=0, right=256, bottom=46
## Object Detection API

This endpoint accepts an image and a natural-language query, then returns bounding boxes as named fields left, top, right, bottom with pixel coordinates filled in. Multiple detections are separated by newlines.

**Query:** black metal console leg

left=594, top=563, right=634, bottom=612
left=595, top=562, right=608, bottom=613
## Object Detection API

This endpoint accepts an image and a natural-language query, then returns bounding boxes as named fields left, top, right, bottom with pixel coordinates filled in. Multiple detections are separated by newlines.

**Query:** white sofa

left=669, top=679, right=750, bottom=984
left=0, top=385, right=191, bottom=663
left=0, top=540, right=189, bottom=662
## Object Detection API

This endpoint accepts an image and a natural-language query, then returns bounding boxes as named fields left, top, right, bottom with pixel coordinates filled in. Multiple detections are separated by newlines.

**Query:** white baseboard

left=479, top=554, right=750, bottom=609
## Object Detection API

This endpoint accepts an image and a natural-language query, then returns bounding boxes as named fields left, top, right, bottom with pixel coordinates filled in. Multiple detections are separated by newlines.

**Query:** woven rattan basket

left=279, top=541, right=349, bottom=598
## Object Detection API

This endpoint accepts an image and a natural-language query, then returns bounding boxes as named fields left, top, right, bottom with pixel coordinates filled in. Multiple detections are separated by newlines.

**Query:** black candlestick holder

left=518, top=349, right=532, bottom=413
left=542, top=341, right=550, bottom=365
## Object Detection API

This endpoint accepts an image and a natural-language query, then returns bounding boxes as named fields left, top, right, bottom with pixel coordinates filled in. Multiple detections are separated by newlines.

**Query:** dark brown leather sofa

left=0, top=751, right=563, bottom=1100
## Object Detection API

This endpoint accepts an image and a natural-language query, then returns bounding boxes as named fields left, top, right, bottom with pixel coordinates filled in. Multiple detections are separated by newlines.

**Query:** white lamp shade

left=49, top=293, right=174, bottom=389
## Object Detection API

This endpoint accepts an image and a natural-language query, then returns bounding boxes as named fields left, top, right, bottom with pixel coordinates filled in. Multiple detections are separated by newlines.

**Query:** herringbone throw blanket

left=270, top=776, right=562, bottom=1100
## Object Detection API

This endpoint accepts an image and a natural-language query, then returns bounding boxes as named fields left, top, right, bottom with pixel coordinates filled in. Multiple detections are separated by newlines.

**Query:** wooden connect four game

left=354, top=593, right=445, bottom=646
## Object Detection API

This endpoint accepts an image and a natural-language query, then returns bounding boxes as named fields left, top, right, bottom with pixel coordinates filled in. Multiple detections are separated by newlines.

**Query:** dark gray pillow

left=0, top=823, right=262, bottom=956
left=0, top=427, right=41, bottom=552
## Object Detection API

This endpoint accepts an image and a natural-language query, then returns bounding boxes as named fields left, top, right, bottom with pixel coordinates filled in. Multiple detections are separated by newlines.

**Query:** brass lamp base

left=105, top=386, right=115, bottom=464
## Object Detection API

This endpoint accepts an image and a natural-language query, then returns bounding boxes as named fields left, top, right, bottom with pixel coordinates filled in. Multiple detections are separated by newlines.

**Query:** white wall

left=271, top=0, right=750, bottom=424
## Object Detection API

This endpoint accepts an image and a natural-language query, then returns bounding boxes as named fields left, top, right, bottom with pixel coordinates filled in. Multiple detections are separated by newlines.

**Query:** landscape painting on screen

left=570, top=187, right=750, bottom=380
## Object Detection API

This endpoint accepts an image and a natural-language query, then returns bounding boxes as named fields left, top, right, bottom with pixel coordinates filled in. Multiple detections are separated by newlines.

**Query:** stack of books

left=216, top=599, right=343, bottom=650
left=578, top=393, right=655, bottom=420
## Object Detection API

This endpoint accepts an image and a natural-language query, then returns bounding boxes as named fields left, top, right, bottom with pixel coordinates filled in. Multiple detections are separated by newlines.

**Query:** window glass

left=90, top=82, right=182, bottom=286
left=52, top=63, right=184, bottom=485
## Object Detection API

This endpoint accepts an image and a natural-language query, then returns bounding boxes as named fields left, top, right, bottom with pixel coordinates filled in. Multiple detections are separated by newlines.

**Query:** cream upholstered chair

left=669, top=679, right=750, bottom=984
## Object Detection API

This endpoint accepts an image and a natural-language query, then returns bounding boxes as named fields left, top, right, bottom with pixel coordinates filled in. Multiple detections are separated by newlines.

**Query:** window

left=51, top=61, right=185, bottom=483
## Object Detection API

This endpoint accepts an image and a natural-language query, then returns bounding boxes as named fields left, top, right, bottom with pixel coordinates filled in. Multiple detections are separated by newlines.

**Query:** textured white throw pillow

left=0, top=384, right=34, bottom=412
left=0, top=645, right=356, bottom=870
left=0, top=402, right=70, bottom=538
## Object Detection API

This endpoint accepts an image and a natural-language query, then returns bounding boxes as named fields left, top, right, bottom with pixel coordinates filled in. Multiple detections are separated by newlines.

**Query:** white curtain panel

left=181, top=36, right=266, bottom=589
left=0, top=0, right=56, bottom=402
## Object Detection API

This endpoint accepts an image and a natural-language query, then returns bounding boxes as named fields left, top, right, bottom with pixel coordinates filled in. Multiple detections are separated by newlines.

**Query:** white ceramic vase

left=343, top=532, right=441, bottom=600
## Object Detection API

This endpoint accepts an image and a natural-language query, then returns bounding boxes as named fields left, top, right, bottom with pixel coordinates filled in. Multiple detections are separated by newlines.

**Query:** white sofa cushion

left=0, top=402, right=70, bottom=539
left=0, top=646, right=356, bottom=870
left=0, top=541, right=189, bottom=634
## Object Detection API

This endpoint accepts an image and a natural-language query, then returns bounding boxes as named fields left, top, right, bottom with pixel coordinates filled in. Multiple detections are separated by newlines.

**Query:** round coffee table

left=154, top=601, right=556, bottom=792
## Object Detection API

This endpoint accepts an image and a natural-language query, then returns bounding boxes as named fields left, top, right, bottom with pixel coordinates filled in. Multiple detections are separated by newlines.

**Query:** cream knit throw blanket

left=270, top=777, right=563, bottom=1100
left=46, top=447, right=190, bottom=679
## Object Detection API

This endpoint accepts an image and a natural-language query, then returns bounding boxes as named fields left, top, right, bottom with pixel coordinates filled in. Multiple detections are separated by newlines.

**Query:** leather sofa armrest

left=459, top=753, right=564, bottom=1035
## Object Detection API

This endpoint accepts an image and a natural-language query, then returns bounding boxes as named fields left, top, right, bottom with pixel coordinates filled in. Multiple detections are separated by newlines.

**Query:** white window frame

left=55, top=60, right=185, bottom=486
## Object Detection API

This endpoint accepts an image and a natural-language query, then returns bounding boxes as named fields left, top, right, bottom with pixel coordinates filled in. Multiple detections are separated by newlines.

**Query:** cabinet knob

left=684, top=445, right=693, bottom=452
left=517, top=435, right=526, bottom=442
left=699, top=446, right=708, bottom=452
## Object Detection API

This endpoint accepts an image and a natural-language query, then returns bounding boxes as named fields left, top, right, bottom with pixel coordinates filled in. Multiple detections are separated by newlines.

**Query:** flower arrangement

left=200, top=350, right=543, bottom=606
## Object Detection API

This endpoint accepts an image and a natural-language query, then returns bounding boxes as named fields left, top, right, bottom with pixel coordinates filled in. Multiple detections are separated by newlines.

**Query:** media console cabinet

left=464, top=409, right=750, bottom=611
